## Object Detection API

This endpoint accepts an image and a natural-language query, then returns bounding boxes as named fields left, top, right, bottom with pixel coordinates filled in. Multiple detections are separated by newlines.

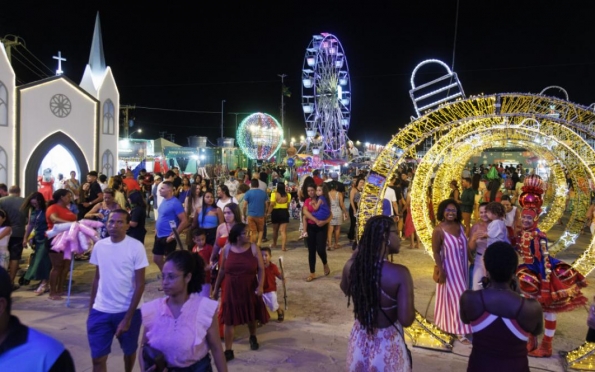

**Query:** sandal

left=324, top=266, right=331, bottom=276
left=281, top=248, right=287, bottom=251
left=334, top=244, right=342, bottom=250
left=458, top=335, right=471, bottom=345
left=306, top=274, right=317, bottom=282
left=35, top=283, right=49, bottom=296
left=277, top=310, right=285, bottom=322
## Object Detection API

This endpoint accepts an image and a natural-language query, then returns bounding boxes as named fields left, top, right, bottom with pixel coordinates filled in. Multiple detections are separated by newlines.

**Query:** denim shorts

left=87, top=308, right=142, bottom=359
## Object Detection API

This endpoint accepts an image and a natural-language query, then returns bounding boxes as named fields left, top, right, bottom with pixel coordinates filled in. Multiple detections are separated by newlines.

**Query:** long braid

left=347, top=216, right=393, bottom=334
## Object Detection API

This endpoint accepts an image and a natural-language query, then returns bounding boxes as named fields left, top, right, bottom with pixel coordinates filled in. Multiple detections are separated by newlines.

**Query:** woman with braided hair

left=340, top=215, right=415, bottom=371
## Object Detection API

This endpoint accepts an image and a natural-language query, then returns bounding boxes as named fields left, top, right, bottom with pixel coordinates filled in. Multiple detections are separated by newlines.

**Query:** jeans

left=348, top=206, right=357, bottom=241
left=306, top=223, right=328, bottom=273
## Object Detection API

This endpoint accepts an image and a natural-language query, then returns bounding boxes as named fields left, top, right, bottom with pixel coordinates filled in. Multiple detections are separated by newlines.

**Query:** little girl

left=302, top=184, right=331, bottom=232
left=485, top=202, right=510, bottom=246
left=313, top=184, right=331, bottom=219
left=0, top=209, right=12, bottom=270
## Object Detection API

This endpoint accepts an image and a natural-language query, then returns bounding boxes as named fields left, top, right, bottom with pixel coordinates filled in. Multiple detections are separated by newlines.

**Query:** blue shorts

left=87, top=308, right=142, bottom=359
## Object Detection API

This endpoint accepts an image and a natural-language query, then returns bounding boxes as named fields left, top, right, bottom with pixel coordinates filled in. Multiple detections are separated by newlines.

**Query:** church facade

left=0, top=13, right=119, bottom=196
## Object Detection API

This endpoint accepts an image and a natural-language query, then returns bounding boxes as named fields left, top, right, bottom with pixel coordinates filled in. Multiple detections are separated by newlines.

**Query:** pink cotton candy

left=46, top=222, right=74, bottom=238
left=80, top=219, right=104, bottom=228
left=51, top=232, right=67, bottom=252
left=78, top=231, right=91, bottom=251
left=78, top=223, right=98, bottom=238
left=66, top=222, right=80, bottom=241
left=63, top=239, right=77, bottom=260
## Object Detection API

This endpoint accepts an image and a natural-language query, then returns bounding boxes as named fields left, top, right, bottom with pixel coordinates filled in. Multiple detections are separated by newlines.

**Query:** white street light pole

left=221, top=100, right=226, bottom=140
left=128, top=128, right=142, bottom=139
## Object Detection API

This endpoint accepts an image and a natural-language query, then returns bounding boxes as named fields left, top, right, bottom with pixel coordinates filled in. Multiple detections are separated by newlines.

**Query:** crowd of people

left=340, top=164, right=590, bottom=371
left=0, top=160, right=593, bottom=371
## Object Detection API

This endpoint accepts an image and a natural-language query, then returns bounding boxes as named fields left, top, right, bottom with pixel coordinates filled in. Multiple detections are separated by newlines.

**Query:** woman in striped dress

left=432, top=198, right=472, bottom=343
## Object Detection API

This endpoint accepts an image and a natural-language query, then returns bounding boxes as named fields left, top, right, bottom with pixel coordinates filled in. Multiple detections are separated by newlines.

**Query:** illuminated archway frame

left=430, top=137, right=569, bottom=235
left=358, top=93, right=595, bottom=273
left=417, top=124, right=592, bottom=259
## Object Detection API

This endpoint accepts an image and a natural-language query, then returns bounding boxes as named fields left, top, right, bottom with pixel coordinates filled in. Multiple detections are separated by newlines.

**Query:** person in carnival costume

left=516, top=175, right=588, bottom=357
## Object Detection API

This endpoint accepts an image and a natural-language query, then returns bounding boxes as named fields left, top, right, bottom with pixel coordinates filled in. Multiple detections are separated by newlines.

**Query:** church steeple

left=80, top=12, right=107, bottom=93
left=88, top=12, right=106, bottom=82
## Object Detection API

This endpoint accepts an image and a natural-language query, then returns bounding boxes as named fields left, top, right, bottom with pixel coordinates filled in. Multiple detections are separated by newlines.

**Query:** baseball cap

left=154, top=175, right=162, bottom=181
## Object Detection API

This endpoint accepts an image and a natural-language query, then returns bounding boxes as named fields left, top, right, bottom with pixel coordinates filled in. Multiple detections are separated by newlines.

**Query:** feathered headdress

left=519, top=175, right=545, bottom=220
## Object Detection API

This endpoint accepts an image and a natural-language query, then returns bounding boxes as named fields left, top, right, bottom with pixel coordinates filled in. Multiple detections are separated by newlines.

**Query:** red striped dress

left=434, top=225, right=472, bottom=335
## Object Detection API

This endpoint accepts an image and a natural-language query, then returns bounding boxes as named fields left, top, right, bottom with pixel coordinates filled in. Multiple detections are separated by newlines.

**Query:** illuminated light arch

left=412, top=124, right=592, bottom=258
left=356, top=93, right=595, bottom=352
left=360, top=117, right=595, bottom=271
left=429, top=138, right=568, bottom=234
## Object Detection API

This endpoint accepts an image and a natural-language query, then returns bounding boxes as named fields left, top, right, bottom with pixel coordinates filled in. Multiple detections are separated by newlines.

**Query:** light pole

left=220, top=100, right=226, bottom=140
left=128, top=129, right=142, bottom=139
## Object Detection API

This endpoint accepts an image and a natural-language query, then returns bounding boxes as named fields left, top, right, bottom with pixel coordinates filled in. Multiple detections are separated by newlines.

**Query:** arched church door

left=24, top=131, right=89, bottom=197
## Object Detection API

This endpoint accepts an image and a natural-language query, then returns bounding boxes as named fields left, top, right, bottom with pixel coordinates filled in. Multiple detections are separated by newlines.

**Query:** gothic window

left=0, top=81, right=7, bottom=126
left=0, top=147, right=7, bottom=184
left=103, top=99, right=115, bottom=135
left=101, top=150, right=114, bottom=178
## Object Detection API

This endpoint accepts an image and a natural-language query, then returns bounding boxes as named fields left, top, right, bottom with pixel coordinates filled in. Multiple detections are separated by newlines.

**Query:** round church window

left=49, top=94, right=72, bottom=118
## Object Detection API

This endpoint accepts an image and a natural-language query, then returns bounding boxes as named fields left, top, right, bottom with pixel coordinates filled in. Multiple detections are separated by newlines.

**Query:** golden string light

left=356, top=93, right=595, bottom=355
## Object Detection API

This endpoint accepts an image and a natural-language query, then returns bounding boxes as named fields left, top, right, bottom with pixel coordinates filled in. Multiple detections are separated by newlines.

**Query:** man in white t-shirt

left=87, top=209, right=148, bottom=372
left=384, top=177, right=399, bottom=217
left=224, top=170, right=240, bottom=198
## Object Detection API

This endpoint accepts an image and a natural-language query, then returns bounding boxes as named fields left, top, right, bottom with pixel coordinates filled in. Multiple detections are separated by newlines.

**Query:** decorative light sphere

left=237, top=113, right=283, bottom=160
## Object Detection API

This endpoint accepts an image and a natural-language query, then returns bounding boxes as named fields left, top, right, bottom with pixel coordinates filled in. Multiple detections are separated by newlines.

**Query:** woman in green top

left=22, top=192, right=51, bottom=295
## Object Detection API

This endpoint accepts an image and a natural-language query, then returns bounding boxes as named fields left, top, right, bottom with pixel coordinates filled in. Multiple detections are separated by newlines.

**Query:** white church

left=0, top=13, right=119, bottom=196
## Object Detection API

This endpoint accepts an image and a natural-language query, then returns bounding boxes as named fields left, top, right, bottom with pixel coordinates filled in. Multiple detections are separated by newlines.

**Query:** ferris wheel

left=301, top=33, right=351, bottom=159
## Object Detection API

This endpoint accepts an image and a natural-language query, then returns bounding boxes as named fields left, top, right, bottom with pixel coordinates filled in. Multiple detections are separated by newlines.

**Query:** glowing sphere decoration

left=237, top=113, right=283, bottom=160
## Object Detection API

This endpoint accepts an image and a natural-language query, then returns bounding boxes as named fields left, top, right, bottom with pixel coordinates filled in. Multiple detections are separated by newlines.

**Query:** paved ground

left=10, top=214, right=593, bottom=371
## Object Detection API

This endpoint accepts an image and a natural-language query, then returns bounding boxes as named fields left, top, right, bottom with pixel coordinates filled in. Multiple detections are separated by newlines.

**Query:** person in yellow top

left=267, top=183, right=291, bottom=251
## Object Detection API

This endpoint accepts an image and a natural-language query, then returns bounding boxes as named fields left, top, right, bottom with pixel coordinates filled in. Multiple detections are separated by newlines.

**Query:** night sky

left=3, top=1, right=595, bottom=147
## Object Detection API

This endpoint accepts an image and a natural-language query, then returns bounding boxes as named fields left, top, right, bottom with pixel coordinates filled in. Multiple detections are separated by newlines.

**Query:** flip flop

left=324, top=267, right=331, bottom=276
left=306, top=274, right=317, bottom=282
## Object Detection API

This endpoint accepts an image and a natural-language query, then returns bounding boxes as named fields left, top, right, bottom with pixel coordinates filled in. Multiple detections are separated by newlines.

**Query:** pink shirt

left=304, top=198, right=316, bottom=225
left=141, top=293, right=218, bottom=367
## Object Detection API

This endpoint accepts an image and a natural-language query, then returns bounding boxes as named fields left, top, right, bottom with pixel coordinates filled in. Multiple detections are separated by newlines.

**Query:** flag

left=132, top=159, right=146, bottom=179
left=282, top=84, right=291, bottom=98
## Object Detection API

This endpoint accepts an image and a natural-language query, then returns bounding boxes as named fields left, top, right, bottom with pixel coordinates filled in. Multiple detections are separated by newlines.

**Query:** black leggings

left=307, top=223, right=328, bottom=274
left=348, top=206, right=357, bottom=240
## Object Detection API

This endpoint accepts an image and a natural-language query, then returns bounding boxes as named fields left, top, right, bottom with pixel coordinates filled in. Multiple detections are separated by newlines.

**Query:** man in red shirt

left=312, top=170, right=323, bottom=186
left=122, top=171, right=141, bottom=195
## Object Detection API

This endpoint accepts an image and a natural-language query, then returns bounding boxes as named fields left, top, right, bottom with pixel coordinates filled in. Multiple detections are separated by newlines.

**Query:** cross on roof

left=53, top=51, right=67, bottom=76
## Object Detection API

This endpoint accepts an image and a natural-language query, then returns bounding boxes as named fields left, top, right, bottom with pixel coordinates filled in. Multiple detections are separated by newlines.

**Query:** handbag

left=142, top=344, right=166, bottom=372
left=432, top=265, right=440, bottom=283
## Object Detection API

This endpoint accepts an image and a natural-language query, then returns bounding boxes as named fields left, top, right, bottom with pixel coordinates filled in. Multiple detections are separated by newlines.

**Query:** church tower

left=80, top=12, right=119, bottom=178
left=0, top=41, right=16, bottom=186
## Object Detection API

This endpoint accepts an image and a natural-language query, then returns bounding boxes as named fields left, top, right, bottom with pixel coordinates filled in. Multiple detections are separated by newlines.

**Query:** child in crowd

left=485, top=202, right=510, bottom=246
left=261, top=247, right=285, bottom=322
left=191, top=228, right=213, bottom=297
left=0, top=209, right=11, bottom=270
left=311, top=184, right=331, bottom=221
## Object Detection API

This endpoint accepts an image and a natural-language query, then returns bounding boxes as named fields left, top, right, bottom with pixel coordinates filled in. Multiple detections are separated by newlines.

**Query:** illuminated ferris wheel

left=301, top=33, right=351, bottom=159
